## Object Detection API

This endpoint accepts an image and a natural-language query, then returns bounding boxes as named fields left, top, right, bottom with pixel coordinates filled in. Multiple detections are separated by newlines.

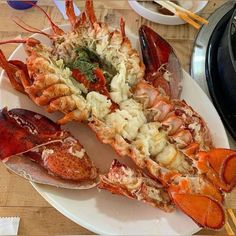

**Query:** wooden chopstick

left=225, top=209, right=236, bottom=235
left=225, top=221, right=234, bottom=236
left=154, top=0, right=208, bottom=29
left=167, top=1, right=208, bottom=25
left=176, top=11, right=201, bottom=29
left=227, top=209, right=236, bottom=227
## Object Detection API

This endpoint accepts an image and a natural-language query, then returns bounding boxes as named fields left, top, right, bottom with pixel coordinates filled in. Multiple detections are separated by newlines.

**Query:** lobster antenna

left=12, top=16, right=51, bottom=38
left=0, top=38, right=39, bottom=46
left=27, top=1, right=64, bottom=36
left=0, top=39, right=28, bottom=45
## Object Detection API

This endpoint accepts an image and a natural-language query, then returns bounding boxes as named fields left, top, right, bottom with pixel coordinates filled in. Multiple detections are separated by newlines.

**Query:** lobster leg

left=30, top=3, right=65, bottom=36
left=66, top=0, right=77, bottom=28
left=0, top=47, right=43, bottom=104
left=85, top=0, right=97, bottom=25
left=0, top=50, right=25, bottom=93
left=139, top=25, right=182, bottom=99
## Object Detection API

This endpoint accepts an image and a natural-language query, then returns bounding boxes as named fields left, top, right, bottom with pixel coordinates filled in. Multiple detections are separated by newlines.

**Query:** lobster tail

left=170, top=193, right=225, bottom=229
left=197, top=149, right=236, bottom=192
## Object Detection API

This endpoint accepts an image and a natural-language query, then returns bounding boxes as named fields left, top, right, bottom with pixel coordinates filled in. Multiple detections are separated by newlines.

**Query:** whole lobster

left=0, top=0, right=235, bottom=230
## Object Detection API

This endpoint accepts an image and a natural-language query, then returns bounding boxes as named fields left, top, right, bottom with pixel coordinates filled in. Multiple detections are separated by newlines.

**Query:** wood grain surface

left=0, top=0, right=235, bottom=235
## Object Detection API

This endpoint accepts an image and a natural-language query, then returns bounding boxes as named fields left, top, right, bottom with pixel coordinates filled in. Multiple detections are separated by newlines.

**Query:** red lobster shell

left=0, top=107, right=98, bottom=189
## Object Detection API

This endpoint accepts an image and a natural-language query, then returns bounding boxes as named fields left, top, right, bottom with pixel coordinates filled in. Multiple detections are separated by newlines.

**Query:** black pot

left=205, top=5, right=236, bottom=139
left=217, top=8, right=236, bottom=108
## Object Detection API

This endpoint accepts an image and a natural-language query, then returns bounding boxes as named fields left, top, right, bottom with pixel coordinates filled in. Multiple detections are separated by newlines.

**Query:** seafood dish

left=0, top=0, right=235, bottom=231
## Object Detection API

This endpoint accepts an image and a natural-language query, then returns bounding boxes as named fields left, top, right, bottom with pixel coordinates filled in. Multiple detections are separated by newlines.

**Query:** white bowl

left=128, top=0, right=208, bottom=25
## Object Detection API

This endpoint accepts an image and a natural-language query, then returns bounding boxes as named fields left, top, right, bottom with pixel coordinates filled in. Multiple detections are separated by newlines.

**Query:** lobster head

left=139, top=25, right=183, bottom=99
left=0, top=107, right=62, bottom=160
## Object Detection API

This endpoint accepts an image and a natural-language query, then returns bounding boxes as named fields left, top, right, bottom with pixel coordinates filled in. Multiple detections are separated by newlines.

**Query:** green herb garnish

left=67, top=47, right=116, bottom=84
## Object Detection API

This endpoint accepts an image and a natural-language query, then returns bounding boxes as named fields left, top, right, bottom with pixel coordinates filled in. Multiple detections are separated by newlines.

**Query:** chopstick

left=225, top=209, right=236, bottom=235
left=154, top=0, right=208, bottom=29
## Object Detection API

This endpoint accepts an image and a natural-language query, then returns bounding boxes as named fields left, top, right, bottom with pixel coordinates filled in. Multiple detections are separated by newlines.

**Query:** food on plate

left=0, top=107, right=98, bottom=187
left=99, top=159, right=174, bottom=212
left=0, top=0, right=235, bottom=229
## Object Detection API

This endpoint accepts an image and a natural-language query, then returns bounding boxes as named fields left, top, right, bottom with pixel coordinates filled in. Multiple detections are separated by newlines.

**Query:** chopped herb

left=67, top=47, right=116, bottom=84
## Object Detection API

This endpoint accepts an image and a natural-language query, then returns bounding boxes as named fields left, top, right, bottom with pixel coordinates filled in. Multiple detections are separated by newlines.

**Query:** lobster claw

left=0, top=107, right=62, bottom=160
left=139, top=25, right=182, bottom=99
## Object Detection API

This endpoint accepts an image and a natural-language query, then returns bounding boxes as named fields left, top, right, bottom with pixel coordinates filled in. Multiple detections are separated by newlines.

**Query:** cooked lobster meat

left=99, top=159, right=174, bottom=212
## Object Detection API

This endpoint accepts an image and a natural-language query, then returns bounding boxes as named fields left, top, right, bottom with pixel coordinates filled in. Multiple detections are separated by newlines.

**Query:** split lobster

left=0, top=107, right=98, bottom=188
left=0, top=0, right=235, bottom=230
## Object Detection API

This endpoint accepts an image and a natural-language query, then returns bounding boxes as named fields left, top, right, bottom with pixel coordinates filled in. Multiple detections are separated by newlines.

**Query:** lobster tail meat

left=0, top=108, right=98, bottom=184
left=139, top=25, right=182, bottom=99
left=99, top=160, right=174, bottom=212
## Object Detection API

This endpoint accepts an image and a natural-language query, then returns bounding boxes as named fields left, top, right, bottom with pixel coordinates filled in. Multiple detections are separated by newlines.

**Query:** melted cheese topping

left=142, top=186, right=162, bottom=202
left=42, top=149, right=54, bottom=162
left=133, top=123, right=166, bottom=157
left=110, top=62, right=130, bottom=103
left=86, top=92, right=112, bottom=119
left=68, top=147, right=85, bottom=159
left=105, top=99, right=146, bottom=140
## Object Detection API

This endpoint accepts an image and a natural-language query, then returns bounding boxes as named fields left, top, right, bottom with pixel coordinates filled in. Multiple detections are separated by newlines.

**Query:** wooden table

left=0, top=0, right=235, bottom=235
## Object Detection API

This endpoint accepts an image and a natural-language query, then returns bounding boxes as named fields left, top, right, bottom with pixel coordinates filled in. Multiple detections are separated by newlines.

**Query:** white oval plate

left=129, top=0, right=208, bottom=25
left=0, top=24, right=229, bottom=235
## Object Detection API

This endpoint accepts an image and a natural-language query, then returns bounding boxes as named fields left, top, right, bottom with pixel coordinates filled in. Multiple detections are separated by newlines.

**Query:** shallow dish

left=0, top=24, right=229, bottom=235
left=129, top=0, right=208, bottom=25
